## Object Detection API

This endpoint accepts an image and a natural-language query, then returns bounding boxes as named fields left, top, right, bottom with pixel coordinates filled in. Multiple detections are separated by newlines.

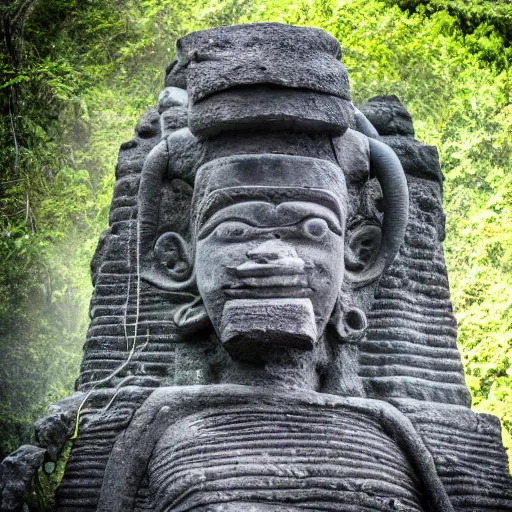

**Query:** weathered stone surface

left=188, top=85, right=354, bottom=137
left=392, top=399, right=512, bottom=509
left=34, top=392, right=84, bottom=460
left=171, top=23, right=352, bottom=137
left=359, top=94, right=415, bottom=137
left=220, top=298, right=318, bottom=358
left=55, top=387, right=153, bottom=511
left=3, top=22, right=511, bottom=512
left=97, top=386, right=453, bottom=512
left=356, top=98, right=468, bottom=405
left=170, top=23, right=349, bottom=103
left=0, top=445, right=45, bottom=511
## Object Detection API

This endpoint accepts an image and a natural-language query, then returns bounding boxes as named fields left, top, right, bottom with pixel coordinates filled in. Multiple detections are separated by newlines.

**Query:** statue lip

left=234, top=260, right=306, bottom=277
left=240, top=274, right=307, bottom=286
left=223, top=285, right=311, bottom=299
left=224, top=261, right=309, bottom=297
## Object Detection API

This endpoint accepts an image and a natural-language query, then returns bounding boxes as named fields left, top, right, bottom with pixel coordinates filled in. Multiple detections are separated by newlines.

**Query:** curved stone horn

left=354, top=107, right=380, bottom=139
left=349, top=111, right=409, bottom=287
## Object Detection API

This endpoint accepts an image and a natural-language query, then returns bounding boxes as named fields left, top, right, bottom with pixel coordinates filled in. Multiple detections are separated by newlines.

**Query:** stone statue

left=1, top=22, right=511, bottom=512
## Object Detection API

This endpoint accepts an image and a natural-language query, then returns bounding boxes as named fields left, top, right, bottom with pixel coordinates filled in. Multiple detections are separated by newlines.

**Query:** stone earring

left=340, top=307, right=368, bottom=343
left=331, top=301, right=368, bottom=344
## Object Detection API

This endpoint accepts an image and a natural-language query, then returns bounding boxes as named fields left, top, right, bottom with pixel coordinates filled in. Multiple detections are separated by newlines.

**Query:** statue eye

left=214, top=222, right=255, bottom=242
left=302, top=218, right=329, bottom=240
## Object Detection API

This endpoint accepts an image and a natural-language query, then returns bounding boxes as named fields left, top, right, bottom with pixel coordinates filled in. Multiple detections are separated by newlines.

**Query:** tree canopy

left=1, top=0, right=511, bottom=467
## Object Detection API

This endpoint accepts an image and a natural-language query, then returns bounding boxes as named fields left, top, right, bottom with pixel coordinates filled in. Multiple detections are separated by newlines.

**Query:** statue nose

left=246, top=240, right=299, bottom=264
left=236, top=240, right=305, bottom=279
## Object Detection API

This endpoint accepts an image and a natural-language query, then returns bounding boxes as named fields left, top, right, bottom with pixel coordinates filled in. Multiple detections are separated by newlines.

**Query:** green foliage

left=0, top=0, right=511, bottom=470
left=386, top=0, right=512, bottom=65
left=31, top=441, right=72, bottom=510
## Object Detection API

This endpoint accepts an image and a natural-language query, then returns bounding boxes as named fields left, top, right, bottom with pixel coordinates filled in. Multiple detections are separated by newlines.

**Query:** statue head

left=136, top=23, right=409, bottom=387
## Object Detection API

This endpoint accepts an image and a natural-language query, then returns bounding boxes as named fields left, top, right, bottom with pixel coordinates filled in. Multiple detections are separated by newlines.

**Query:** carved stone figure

left=1, top=22, right=511, bottom=512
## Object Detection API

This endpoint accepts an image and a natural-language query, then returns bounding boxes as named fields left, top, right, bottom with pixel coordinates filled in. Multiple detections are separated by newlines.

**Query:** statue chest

left=146, top=404, right=425, bottom=512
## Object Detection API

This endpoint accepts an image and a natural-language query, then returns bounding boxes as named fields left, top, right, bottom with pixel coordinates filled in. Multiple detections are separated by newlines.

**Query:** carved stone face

left=195, top=195, right=346, bottom=360
left=144, top=154, right=352, bottom=362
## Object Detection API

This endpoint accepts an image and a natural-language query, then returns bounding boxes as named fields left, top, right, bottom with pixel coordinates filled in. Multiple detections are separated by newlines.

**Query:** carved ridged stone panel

left=79, top=108, right=179, bottom=390
left=60, top=107, right=183, bottom=510
left=59, top=108, right=179, bottom=510
left=144, top=406, right=425, bottom=511
left=358, top=100, right=470, bottom=406
left=393, top=400, right=512, bottom=511
left=96, top=386, right=455, bottom=512
left=56, top=388, right=152, bottom=510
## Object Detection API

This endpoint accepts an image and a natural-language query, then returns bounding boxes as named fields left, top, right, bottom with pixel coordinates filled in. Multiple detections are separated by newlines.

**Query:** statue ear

left=141, top=232, right=210, bottom=331
left=154, top=232, right=192, bottom=282
left=344, top=224, right=382, bottom=283
left=141, top=232, right=196, bottom=290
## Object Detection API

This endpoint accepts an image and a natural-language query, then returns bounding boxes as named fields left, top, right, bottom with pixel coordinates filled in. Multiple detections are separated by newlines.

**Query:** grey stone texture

left=188, top=85, right=354, bottom=137
left=97, top=386, right=454, bottom=512
left=34, top=393, right=84, bottom=461
left=169, top=23, right=349, bottom=103
left=169, top=23, right=353, bottom=137
left=0, top=445, right=45, bottom=511
left=359, top=95, right=415, bottom=138
left=2, top=22, right=511, bottom=512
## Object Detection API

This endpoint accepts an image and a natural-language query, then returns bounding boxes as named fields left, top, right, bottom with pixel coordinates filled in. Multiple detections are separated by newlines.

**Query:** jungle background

left=0, top=0, right=511, bottom=465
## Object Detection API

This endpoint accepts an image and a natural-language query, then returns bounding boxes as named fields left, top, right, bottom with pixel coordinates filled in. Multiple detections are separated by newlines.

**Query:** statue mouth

left=225, top=259, right=309, bottom=298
